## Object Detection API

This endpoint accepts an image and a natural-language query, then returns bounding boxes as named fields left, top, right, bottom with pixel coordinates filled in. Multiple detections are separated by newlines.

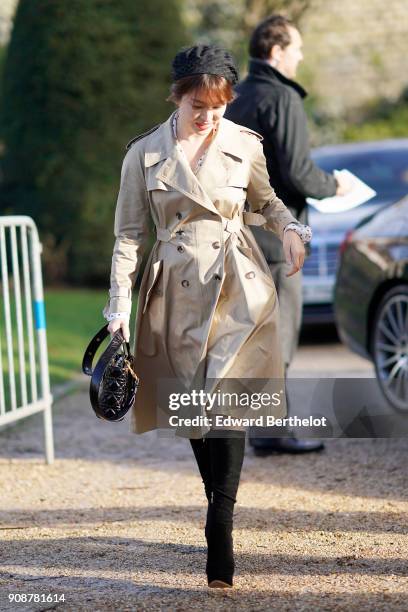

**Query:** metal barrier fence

left=0, top=216, right=54, bottom=464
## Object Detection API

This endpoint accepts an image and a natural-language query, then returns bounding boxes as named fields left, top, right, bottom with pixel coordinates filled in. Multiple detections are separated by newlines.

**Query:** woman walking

left=104, top=44, right=310, bottom=588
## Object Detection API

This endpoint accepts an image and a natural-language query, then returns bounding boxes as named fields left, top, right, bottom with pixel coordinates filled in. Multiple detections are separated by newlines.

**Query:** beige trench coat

left=103, top=112, right=298, bottom=437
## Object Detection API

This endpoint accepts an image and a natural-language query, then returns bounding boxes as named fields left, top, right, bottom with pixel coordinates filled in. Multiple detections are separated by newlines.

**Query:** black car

left=305, top=139, right=408, bottom=323
left=334, top=196, right=408, bottom=412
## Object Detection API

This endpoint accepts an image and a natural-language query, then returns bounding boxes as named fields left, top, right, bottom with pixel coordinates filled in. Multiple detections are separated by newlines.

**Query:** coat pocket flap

left=217, top=181, right=248, bottom=189
left=217, top=170, right=249, bottom=189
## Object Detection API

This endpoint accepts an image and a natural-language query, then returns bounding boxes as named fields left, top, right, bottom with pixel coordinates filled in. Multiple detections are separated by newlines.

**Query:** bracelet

left=284, top=222, right=312, bottom=244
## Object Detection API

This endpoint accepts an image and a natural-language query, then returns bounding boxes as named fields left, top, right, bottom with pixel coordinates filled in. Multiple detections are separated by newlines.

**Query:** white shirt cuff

left=104, top=312, right=130, bottom=322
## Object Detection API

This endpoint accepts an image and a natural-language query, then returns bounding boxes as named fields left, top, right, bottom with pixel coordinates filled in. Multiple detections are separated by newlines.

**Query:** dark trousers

left=249, top=261, right=302, bottom=441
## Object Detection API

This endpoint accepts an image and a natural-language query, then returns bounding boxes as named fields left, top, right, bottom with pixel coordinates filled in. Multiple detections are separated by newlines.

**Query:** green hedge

left=0, top=0, right=188, bottom=285
left=342, top=90, right=408, bottom=142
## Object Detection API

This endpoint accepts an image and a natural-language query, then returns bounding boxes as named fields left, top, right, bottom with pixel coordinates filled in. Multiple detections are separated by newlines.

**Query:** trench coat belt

left=155, top=212, right=266, bottom=243
left=222, top=211, right=266, bottom=240
left=156, top=227, right=173, bottom=242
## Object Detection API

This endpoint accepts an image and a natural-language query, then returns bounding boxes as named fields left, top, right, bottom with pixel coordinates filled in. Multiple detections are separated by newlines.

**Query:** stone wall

left=299, top=0, right=408, bottom=116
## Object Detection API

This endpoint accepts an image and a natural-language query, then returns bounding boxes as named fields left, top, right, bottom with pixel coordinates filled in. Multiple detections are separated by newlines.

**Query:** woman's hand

left=107, top=317, right=130, bottom=342
left=283, top=230, right=305, bottom=277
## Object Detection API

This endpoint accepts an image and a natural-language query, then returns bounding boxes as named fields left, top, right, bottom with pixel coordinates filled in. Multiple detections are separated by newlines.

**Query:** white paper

left=307, top=169, right=377, bottom=214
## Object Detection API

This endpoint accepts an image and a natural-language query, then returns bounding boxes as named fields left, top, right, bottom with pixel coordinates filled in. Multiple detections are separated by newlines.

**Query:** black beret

left=172, top=44, right=239, bottom=85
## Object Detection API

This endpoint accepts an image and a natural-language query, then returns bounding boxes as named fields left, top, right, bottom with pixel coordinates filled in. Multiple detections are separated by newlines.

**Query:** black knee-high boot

left=189, top=438, right=212, bottom=502
left=205, top=431, right=246, bottom=587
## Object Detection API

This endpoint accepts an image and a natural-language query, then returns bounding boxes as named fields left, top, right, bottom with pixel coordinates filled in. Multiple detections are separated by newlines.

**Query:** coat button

left=245, top=271, right=255, bottom=279
left=213, top=274, right=222, bottom=281
left=177, top=245, right=184, bottom=253
left=212, top=241, right=221, bottom=249
left=181, top=279, right=190, bottom=288
left=176, top=212, right=183, bottom=220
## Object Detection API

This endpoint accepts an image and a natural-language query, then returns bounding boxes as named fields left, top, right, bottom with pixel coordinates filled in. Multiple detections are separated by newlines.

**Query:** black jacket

left=225, top=58, right=336, bottom=262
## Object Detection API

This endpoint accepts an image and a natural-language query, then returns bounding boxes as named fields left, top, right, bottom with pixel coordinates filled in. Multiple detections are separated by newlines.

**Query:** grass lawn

left=0, top=288, right=136, bottom=396
left=45, top=288, right=136, bottom=387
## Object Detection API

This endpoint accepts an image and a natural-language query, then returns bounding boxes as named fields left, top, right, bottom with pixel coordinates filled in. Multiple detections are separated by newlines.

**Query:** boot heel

left=208, top=579, right=233, bottom=589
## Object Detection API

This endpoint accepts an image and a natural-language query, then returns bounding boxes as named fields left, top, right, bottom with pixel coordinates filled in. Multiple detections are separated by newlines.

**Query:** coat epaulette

left=125, top=123, right=161, bottom=151
left=239, top=127, right=263, bottom=142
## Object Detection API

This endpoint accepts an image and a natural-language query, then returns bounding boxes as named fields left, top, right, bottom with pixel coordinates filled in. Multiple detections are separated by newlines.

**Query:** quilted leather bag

left=82, top=324, right=139, bottom=422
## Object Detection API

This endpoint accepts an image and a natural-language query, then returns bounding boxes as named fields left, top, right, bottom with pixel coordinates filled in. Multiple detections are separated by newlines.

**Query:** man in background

left=226, top=15, right=350, bottom=453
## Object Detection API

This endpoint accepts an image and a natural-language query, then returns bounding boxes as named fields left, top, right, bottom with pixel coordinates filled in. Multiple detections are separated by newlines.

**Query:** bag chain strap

left=124, top=358, right=140, bottom=383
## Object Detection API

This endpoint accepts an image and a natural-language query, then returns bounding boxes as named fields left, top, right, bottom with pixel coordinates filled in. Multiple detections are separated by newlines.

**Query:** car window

left=357, top=200, right=408, bottom=237
left=313, top=149, right=408, bottom=204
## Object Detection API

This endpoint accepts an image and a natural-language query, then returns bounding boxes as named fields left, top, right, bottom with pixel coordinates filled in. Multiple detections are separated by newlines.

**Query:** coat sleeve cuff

left=102, top=296, right=132, bottom=320
left=109, top=287, right=132, bottom=298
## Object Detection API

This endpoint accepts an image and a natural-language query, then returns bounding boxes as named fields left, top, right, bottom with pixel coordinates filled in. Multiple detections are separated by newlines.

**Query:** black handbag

left=82, top=324, right=139, bottom=422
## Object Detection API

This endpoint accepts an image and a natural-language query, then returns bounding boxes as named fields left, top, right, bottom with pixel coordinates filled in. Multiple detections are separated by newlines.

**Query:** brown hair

left=249, top=15, right=294, bottom=60
left=167, top=74, right=235, bottom=106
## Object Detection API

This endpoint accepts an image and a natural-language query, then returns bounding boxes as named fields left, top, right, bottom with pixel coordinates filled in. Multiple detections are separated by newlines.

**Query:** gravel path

left=0, top=380, right=407, bottom=611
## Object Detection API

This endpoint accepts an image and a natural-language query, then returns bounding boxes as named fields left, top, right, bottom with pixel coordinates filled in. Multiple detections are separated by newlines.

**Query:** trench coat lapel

left=144, top=114, right=249, bottom=215
left=144, top=112, right=220, bottom=215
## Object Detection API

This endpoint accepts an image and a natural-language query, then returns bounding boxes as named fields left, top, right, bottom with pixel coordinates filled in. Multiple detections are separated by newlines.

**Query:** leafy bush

left=0, top=0, right=188, bottom=285
left=342, top=88, right=408, bottom=142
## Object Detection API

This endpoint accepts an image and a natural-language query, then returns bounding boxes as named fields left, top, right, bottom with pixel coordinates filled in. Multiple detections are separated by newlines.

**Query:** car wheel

left=372, top=285, right=408, bottom=412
